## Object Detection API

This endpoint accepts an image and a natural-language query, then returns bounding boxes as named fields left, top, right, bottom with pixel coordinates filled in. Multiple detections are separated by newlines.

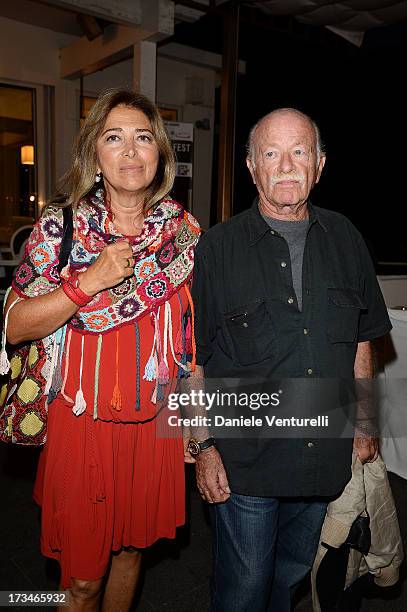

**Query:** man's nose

left=279, top=151, right=294, bottom=173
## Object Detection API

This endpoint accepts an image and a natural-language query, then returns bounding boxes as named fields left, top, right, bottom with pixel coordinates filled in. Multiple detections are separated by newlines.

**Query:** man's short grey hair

left=246, top=108, right=325, bottom=166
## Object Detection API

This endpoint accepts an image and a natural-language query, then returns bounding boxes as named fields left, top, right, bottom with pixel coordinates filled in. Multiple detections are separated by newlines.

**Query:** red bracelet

left=69, top=273, right=93, bottom=302
left=61, top=273, right=93, bottom=307
left=61, top=280, right=87, bottom=306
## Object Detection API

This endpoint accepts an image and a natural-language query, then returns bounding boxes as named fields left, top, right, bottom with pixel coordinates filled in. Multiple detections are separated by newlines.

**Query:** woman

left=4, top=88, right=200, bottom=610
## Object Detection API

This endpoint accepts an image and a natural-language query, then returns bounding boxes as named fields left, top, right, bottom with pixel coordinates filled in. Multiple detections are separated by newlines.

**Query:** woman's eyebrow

left=101, top=127, right=153, bottom=136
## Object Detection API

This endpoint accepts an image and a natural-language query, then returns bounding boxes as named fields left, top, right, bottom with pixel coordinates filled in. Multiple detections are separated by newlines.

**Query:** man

left=188, top=108, right=391, bottom=611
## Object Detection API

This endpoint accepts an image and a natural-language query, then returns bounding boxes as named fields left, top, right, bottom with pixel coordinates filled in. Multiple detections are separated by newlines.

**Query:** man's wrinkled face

left=246, top=111, right=325, bottom=212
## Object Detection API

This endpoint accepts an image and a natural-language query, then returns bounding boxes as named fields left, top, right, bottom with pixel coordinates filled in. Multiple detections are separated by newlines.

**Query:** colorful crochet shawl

left=13, top=189, right=200, bottom=333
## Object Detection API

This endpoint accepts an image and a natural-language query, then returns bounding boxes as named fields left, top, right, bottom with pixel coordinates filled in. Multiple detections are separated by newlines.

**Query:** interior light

left=21, top=145, right=34, bottom=165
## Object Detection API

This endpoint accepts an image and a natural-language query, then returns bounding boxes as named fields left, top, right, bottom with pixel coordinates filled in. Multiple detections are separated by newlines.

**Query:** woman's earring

left=95, top=172, right=102, bottom=183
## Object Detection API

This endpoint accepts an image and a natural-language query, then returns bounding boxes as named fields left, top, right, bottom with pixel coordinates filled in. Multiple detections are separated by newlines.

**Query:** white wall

left=83, top=60, right=133, bottom=93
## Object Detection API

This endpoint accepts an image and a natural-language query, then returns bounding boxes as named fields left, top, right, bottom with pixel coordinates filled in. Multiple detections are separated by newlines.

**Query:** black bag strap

left=57, top=206, right=73, bottom=274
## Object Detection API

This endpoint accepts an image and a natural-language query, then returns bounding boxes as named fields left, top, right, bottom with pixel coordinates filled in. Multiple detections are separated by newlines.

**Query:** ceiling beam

left=61, top=24, right=148, bottom=78
left=60, top=0, right=174, bottom=79
left=40, top=0, right=142, bottom=27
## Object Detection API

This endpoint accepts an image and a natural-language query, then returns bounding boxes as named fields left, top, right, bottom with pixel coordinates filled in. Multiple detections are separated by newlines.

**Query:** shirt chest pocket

left=327, top=288, right=366, bottom=343
left=223, top=300, right=278, bottom=366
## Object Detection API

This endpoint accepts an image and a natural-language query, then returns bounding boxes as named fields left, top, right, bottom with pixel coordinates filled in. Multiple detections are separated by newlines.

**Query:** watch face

left=188, top=440, right=200, bottom=455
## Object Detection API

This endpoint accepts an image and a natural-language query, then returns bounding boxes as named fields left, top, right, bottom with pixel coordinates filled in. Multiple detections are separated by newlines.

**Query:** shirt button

left=303, top=328, right=309, bottom=335
left=242, top=322, right=248, bottom=328
left=270, top=229, right=275, bottom=235
left=307, top=368, right=313, bottom=375
left=287, top=297, right=294, bottom=304
left=307, top=442, right=315, bottom=448
left=280, top=261, right=287, bottom=268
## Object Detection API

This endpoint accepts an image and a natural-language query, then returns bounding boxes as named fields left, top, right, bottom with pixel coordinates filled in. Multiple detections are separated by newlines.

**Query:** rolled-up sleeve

left=355, top=230, right=392, bottom=342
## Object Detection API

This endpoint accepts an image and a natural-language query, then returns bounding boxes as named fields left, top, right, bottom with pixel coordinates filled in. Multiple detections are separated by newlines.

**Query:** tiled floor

left=1, top=444, right=406, bottom=611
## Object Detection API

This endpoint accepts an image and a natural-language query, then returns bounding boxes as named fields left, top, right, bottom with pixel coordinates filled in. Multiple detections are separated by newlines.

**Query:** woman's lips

left=120, top=165, right=143, bottom=171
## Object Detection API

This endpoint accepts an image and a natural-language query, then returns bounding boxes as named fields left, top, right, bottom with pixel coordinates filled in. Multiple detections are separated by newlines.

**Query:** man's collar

left=248, top=198, right=328, bottom=246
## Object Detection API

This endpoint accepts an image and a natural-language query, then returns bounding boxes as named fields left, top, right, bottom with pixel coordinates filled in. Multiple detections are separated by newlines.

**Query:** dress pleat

left=34, top=399, right=185, bottom=589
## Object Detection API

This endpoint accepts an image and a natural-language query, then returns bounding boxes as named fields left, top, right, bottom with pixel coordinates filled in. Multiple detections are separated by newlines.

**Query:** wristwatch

left=187, top=437, right=216, bottom=456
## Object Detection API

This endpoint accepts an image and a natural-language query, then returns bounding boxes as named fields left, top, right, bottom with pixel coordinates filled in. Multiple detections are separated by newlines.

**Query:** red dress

left=33, top=290, right=188, bottom=589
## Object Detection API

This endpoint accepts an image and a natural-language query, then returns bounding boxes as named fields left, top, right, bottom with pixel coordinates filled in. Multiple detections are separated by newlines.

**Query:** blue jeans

left=210, top=493, right=327, bottom=612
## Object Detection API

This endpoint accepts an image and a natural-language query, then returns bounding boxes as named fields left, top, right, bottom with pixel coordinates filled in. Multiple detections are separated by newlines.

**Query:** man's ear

left=246, top=157, right=256, bottom=185
left=315, top=155, right=326, bottom=184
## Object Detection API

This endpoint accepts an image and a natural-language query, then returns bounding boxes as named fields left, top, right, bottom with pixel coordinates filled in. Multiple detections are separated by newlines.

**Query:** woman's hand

left=6, top=241, right=135, bottom=345
left=79, top=239, right=134, bottom=296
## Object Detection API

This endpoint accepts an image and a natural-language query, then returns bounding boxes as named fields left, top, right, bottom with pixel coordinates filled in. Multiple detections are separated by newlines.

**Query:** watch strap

left=198, top=437, right=216, bottom=451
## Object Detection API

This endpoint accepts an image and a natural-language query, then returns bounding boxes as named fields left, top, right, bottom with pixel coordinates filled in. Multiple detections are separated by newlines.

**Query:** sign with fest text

left=165, top=121, right=194, bottom=211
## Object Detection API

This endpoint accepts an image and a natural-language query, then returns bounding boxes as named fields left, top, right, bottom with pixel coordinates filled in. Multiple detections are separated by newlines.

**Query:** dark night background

left=172, top=9, right=407, bottom=269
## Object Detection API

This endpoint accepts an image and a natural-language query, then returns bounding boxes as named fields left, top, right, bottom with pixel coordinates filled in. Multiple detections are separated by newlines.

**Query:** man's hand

left=353, top=434, right=379, bottom=463
left=195, top=447, right=231, bottom=503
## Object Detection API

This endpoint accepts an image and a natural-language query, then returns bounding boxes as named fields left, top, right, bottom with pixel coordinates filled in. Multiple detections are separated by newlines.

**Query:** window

left=0, top=84, right=36, bottom=245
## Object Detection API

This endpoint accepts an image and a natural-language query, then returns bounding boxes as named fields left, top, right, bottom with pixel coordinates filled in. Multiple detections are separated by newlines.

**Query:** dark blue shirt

left=192, top=201, right=391, bottom=497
